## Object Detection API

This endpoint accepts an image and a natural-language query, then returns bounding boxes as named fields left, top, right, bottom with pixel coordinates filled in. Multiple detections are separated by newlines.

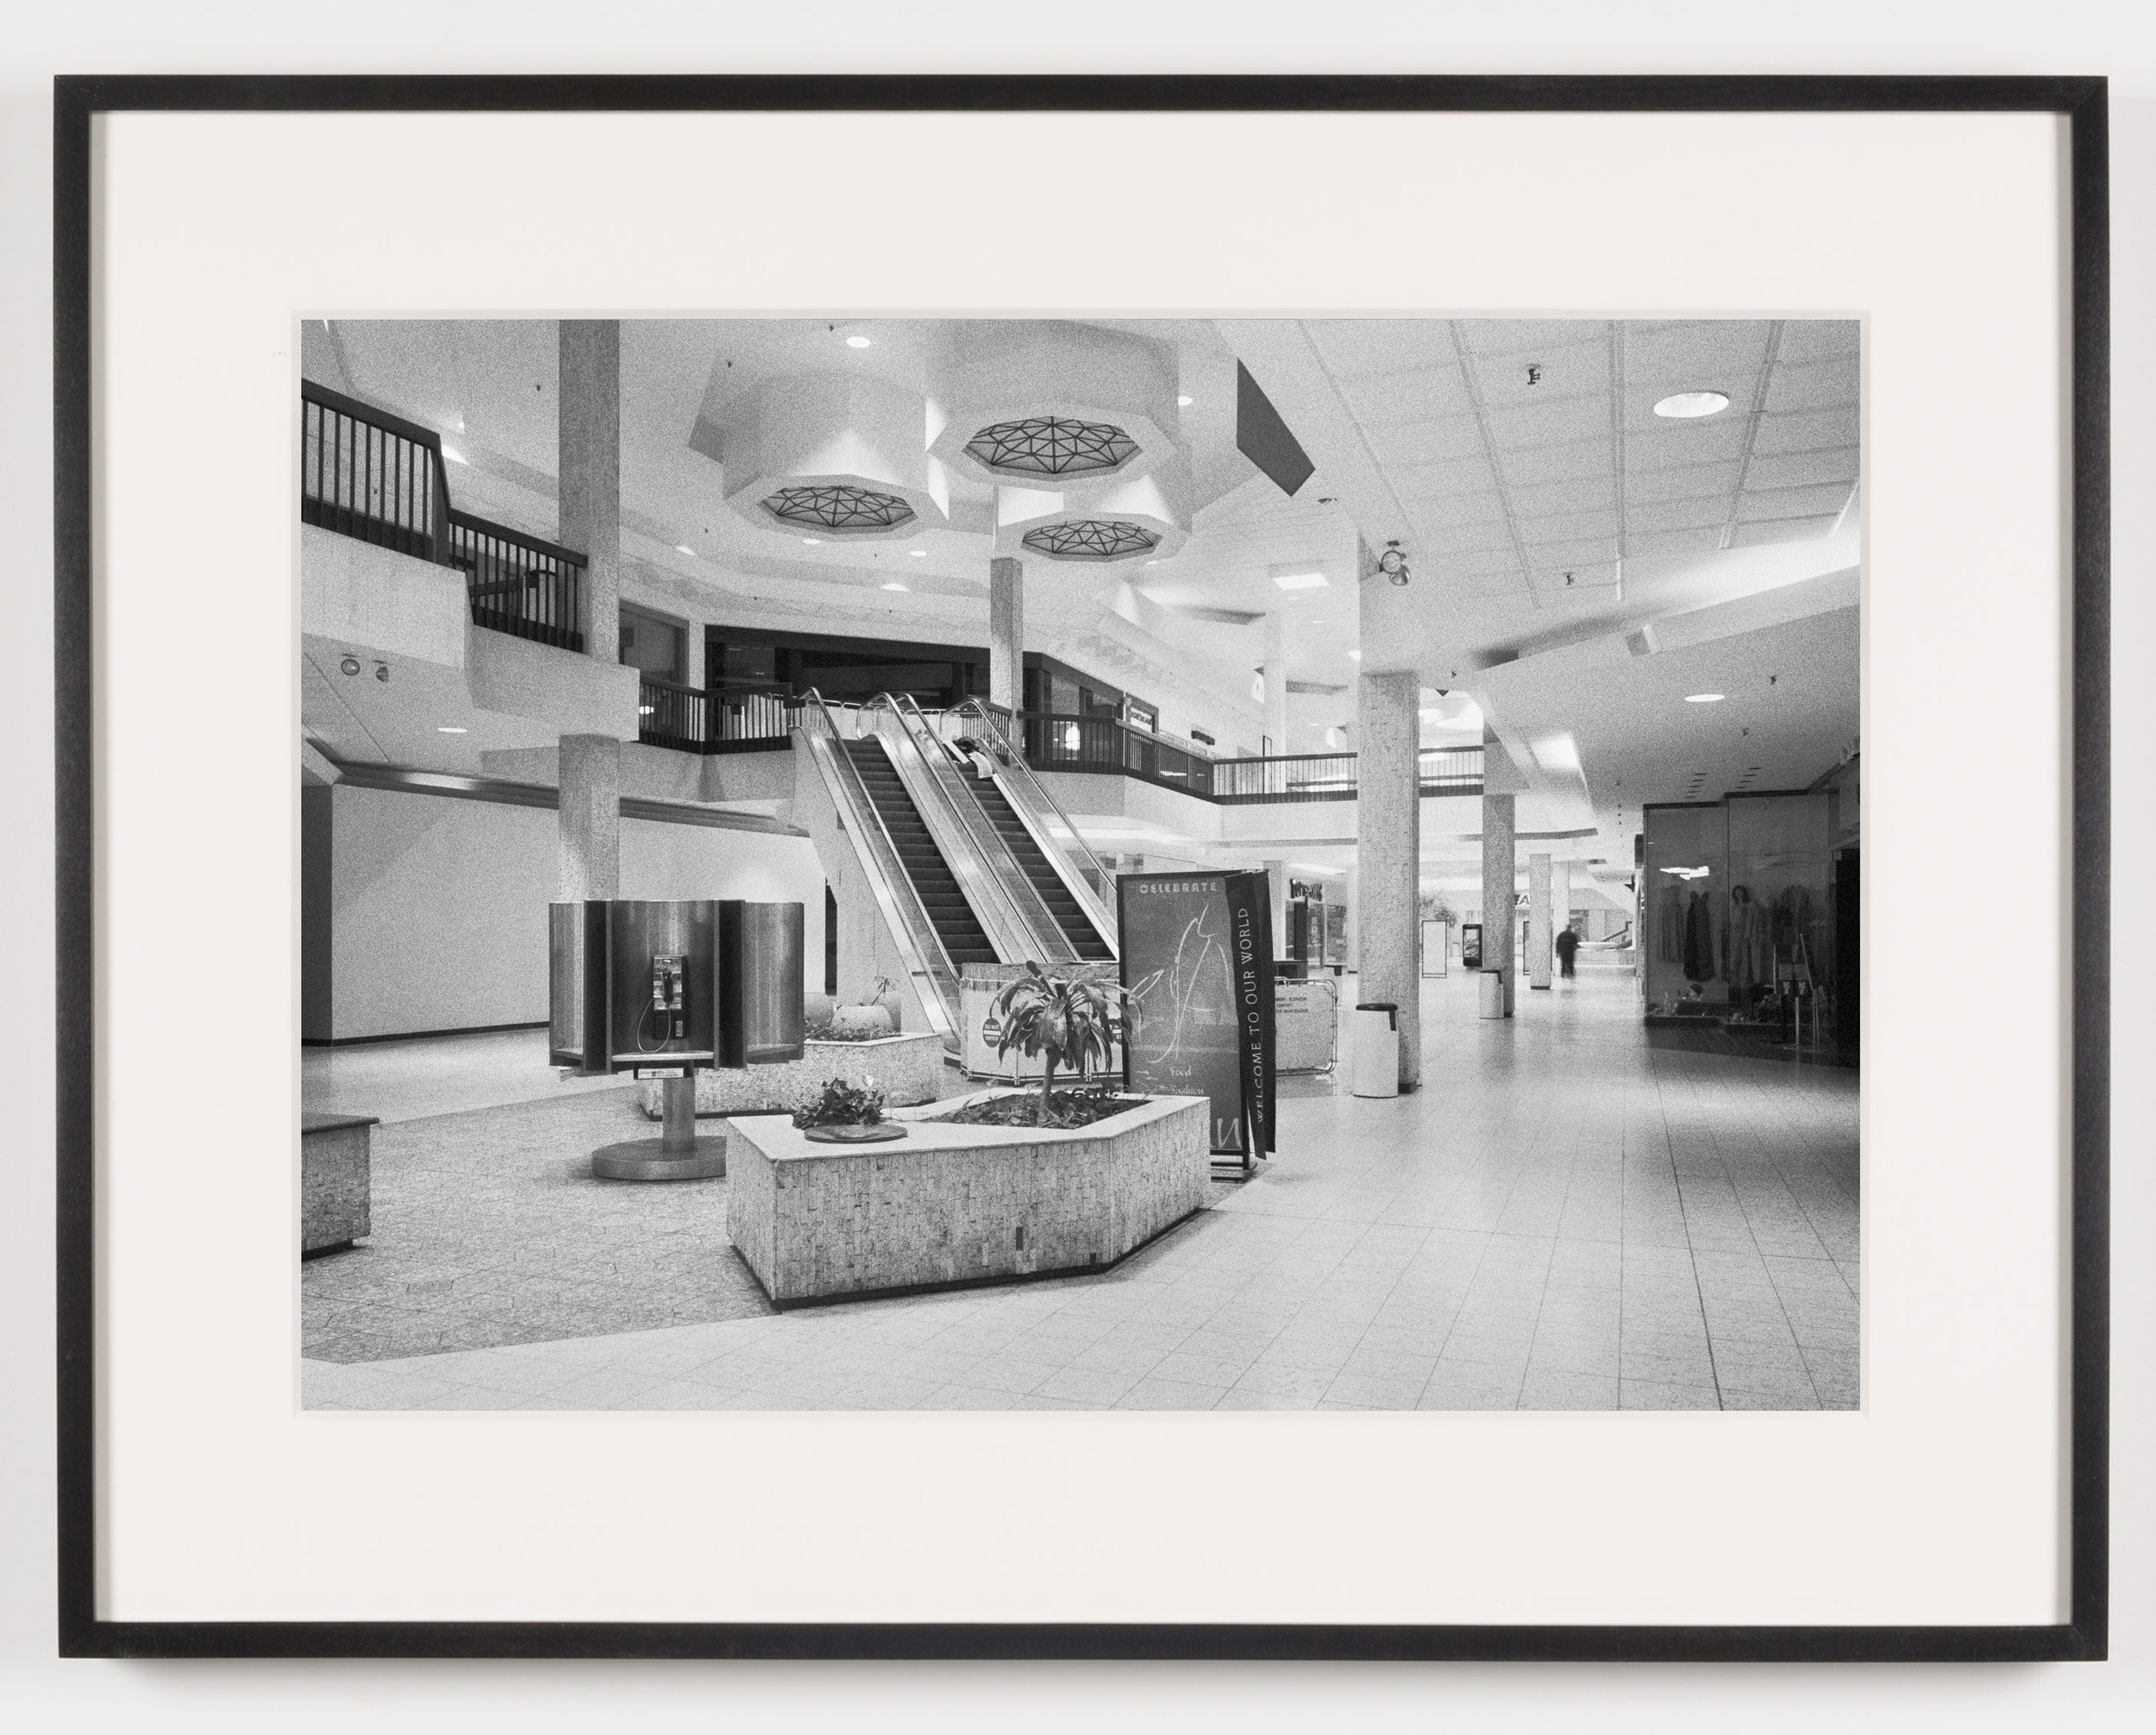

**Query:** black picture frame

left=53, top=72, right=2109, bottom=1663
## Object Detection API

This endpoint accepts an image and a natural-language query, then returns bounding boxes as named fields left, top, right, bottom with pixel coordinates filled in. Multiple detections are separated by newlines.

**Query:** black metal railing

left=1017, top=712, right=1483, bottom=804
left=634, top=675, right=708, bottom=752
left=301, top=381, right=447, bottom=561
left=450, top=511, right=586, bottom=653
left=632, top=682, right=797, bottom=754
left=710, top=686, right=796, bottom=752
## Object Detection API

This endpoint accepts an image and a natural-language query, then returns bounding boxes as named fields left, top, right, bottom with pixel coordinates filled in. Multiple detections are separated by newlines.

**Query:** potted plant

left=790, top=1077, right=905, bottom=1143
left=827, top=975, right=899, bottom=1038
left=947, top=961, right=1139, bottom=1129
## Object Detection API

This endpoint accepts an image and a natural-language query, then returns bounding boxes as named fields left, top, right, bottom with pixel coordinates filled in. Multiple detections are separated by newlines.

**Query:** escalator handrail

left=940, top=697, right=1119, bottom=949
left=881, top=693, right=1083, bottom=966
left=791, top=688, right=962, bottom=1049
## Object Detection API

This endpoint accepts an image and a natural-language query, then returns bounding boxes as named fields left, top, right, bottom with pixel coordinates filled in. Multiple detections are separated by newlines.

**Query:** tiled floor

left=302, top=954, right=1858, bottom=1411
left=303, top=1026, right=637, bottom=1124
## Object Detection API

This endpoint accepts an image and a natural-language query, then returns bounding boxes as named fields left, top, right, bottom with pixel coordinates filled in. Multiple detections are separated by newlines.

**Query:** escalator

left=967, top=777, right=1112, bottom=961
left=840, top=736, right=1000, bottom=969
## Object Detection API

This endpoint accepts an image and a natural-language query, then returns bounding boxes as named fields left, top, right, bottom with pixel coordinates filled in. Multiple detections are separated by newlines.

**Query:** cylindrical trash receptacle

left=1351, top=1002, right=1400, bottom=1099
left=1478, top=968, right=1506, bottom=1020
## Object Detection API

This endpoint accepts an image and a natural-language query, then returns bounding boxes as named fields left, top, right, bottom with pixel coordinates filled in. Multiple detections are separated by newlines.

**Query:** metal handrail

left=791, top=689, right=962, bottom=1051
left=884, top=694, right=1085, bottom=966
left=940, top=698, right=1119, bottom=948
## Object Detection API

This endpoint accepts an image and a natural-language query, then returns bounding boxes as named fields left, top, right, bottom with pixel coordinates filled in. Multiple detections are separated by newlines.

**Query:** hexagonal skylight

left=963, top=417, right=1138, bottom=479
left=761, top=484, right=916, bottom=532
left=1020, top=519, right=1160, bottom=561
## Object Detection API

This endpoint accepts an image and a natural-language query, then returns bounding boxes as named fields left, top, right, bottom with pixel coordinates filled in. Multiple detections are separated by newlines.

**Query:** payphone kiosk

left=549, top=899, right=805, bottom=1181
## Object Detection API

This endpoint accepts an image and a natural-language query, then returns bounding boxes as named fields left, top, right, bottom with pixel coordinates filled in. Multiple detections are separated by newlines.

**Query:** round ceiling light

left=962, top=416, right=1138, bottom=479
left=844, top=334, right=873, bottom=348
left=1654, top=391, right=1732, bottom=419
left=761, top=484, right=916, bottom=533
left=1683, top=692, right=1727, bottom=704
left=1020, top=518, right=1161, bottom=561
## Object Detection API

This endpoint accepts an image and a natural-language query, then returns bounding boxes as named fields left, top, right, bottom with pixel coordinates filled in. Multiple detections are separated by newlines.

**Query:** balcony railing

left=302, top=379, right=587, bottom=653
left=451, top=512, right=586, bottom=653
left=1017, top=713, right=1483, bottom=804
left=635, top=682, right=797, bottom=755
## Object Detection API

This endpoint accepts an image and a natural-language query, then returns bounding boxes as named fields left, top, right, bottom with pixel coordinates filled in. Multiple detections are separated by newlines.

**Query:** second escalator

left=966, top=775, right=1112, bottom=961
left=841, top=736, right=1000, bottom=969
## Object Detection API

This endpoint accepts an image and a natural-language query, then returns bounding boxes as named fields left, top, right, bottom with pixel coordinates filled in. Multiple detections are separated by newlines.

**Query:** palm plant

left=987, top=963, right=1134, bottom=1120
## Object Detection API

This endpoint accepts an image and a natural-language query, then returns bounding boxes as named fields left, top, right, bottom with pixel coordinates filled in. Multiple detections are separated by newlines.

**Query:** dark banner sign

left=1119, top=870, right=1275, bottom=1162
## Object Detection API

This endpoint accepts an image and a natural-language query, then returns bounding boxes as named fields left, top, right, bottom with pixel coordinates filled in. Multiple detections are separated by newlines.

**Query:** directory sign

left=1118, top=870, right=1275, bottom=1162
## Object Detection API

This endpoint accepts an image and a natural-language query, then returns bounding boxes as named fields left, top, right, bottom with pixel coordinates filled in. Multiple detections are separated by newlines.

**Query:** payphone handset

left=647, top=952, right=686, bottom=1044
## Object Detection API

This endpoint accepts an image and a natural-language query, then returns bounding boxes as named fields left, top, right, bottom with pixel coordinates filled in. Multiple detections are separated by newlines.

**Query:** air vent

left=964, top=416, right=1138, bottom=479
left=1020, top=518, right=1160, bottom=561
left=761, top=484, right=916, bottom=532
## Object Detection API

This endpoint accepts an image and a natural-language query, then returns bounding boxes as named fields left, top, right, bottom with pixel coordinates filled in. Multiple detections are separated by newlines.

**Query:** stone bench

left=726, top=1092, right=1210, bottom=1307
left=637, top=1030, right=948, bottom=1121
left=300, top=1110, right=376, bottom=1257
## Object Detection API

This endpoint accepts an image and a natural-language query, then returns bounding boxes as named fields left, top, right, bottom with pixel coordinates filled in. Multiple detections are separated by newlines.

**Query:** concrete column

left=989, top=554, right=1024, bottom=711
left=1481, top=792, right=1517, bottom=1016
left=558, top=320, right=622, bottom=664
left=557, top=735, right=621, bottom=901
left=1354, top=670, right=1421, bottom=1087
left=1554, top=859, right=1573, bottom=971
left=1527, top=852, right=1553, bottom=989
left=1264, top=859, right=1289, bottom=962
left=1263, top=609, right=1290, bottom=756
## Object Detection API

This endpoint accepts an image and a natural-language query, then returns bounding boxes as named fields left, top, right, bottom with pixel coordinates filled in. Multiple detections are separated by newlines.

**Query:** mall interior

left=298, top=316, right=1860, bottom=1414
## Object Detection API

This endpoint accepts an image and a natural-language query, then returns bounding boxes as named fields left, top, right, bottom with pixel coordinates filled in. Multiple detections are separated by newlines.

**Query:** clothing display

left=1658, top=880, right=1685, bottom=963
left=1724, top=886, right=1768, bottom=1004
left=1682, top=891, right=1716, bottom=982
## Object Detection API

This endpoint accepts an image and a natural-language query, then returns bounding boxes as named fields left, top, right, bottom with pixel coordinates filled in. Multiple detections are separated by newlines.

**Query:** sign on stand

left=1117, top=870, right=1276, bottom=1169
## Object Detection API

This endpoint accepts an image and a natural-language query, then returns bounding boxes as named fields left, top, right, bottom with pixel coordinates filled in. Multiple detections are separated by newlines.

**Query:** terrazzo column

left=1555, top=859, right=1573, bottom=968
left=989, top=554, right=1024, bottom=713
left=1481, top=792, right=1517, bottom=1016
left=1265, top=859, right=1289, bottom=963
left=558, top=320, right=621, bottom=664
left=1527, top=852, right=1553, bottom=989
left=1354, top=669, right=1421, bottom=1088
left=557, top=735, right=621, bottom=901
left=1264, top=609, right=1290, bottom=756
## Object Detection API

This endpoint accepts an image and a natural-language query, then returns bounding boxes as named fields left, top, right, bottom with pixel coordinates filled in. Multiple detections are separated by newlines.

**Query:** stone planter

left=638, top=1030, right=946, bottom=1120
left=726, top=1090, right=1210, bottom=1307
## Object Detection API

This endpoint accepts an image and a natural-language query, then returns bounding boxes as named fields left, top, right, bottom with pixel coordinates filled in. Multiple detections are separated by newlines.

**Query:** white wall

left=307, top=781, right=824, bottom=1041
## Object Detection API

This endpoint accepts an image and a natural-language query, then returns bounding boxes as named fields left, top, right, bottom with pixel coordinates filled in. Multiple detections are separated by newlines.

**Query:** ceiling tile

left=1508, top=475, right=1616, bottom=518
left=1405, top=487, right=1508, bottom=529
left=1413, top=518, right=1517, bottom=557
left=1751, top=407, right=1860, bottom=454
left=1625, top=495, right=1729, bottom=534
left=1394, top=451, right=1499, bottom=495
left=1338, top=363, right=1476, bottom=427
left=1764, top=356, right=1860, bottom=412
left=1457, top=320, right=1610, bottom=359
left=1482, top=395, right=1608, bottom=449
left=1523, top=536, right=1620, bottom=573
left=1527, top=560, right=1620, bottom=593
left=1620, top=320, right=1774, bottom=384
left=1775, top=320, right=1861, bottom=362
left=1626, top=525, right=1727, bottom=560
left=1628, top=460, right=1743, bottom=504
left=1625, top=419, right=1751, bottom=469
left=1727, top=513, right=1839, bottom=548
left=1468, top=341, right=1610, bottom=407
left=1516, top=506, right=1619, bottom=546
left=1745, top=445, right=1860, bottom=490
left=1374, top=416, right=1486, bottom=462
left=1736, top=483, right=1855, bottom=523
left=1306, top=319, right=1462, bottom=378
left=1496, top=436, right=1615, bottom=488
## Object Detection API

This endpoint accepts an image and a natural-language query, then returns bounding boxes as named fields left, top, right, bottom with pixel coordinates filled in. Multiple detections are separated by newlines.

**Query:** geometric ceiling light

left=963, top=416, right=1139, bottom=479
left=931, top=320, right=1179, bottom=488
left=760, top=484, right=916, bottom=533
left=1020, top=518, right=1160, bottom=560
left=711, top=373, right=950, bottom=542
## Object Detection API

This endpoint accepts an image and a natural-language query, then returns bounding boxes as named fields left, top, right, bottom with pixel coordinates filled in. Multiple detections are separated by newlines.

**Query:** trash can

left=1478, top=968, right=1507, bottom=1020
left=1351, top=1002, right=1400, bottom=1099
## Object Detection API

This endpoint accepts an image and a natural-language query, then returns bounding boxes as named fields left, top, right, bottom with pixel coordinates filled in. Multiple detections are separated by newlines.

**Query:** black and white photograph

left=298, top=315, right=1862, bottom=1415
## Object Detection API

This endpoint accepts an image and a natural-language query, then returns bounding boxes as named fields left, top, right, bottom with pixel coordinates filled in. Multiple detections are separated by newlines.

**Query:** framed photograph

left=54, top=74, right=2108, bottom=1659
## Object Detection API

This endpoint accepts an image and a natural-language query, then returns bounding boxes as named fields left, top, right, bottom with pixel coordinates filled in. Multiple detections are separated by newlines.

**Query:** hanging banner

left=1119, top=870, right=1275, bottom=1162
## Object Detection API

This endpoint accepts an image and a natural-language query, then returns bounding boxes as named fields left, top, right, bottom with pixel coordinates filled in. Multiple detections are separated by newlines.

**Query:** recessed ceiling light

left=908, top=548, right=927, bottom=557
left=1683, top=692, right=1726, bottom=704
left=1654, top=391, right=1732, bottom=419
left=881, top=581, right=909, bottom=592
left=1346, top=649, right=1362, bottom=661
left=674, top=544, right=695, bottom=556
left=436, top=725, right=467, bottom=734
left=1177, top=394, right=1194, bottom=407
left=1272, top=571, right=1328, bottom=591
left=801, top=537, right=821, bottom=546
left=845, top=335, right=873, bottom=349
left=441, top=444, right=468, bottom=465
